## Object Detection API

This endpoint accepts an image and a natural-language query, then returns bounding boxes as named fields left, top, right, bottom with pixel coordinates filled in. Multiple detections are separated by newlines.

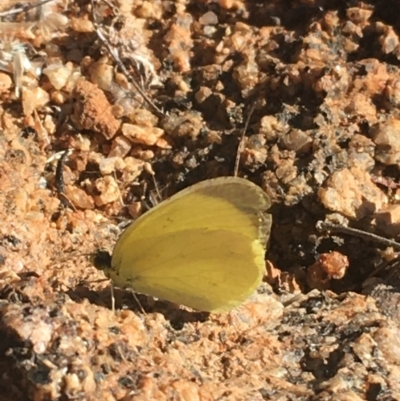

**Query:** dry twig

left=90, top=0, right=164, bottom=119
left=316, top=220, right=400, bottom=251
left=0, top=0, right=56, bottom=18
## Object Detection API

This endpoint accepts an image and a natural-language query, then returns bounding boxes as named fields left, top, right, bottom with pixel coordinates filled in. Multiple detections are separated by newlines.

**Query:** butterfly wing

left=109, top=177, right=271, bottom=312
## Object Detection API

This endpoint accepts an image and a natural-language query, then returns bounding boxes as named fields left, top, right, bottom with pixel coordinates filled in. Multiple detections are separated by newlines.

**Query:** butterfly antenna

left=108, top=170, right=126, bottom=209
left=142, top=174, right=162, bottom=210
left=234, top=101, right=256, bottom=177
left=151, top=173, right=162, bottom=203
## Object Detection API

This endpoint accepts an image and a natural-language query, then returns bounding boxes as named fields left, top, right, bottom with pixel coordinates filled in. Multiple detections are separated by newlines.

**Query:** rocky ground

left=0, top=0, right=400, bottom=400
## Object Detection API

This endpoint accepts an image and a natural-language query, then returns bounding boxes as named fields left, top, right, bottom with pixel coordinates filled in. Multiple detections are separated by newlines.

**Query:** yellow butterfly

left=96, top=176, right=272, bottom=313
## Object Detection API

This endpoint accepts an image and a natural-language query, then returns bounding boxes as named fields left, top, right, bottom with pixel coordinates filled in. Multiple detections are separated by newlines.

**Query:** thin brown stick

left=316, top=220, right=400, bottom=251
left=0, top=0, right=56, bottom=18
left=90, top=0, right=164, bottom=119
left=366, top=257, right=400, bottom=279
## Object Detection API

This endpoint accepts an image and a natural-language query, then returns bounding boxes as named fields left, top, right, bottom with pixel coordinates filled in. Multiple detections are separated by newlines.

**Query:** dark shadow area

left=66, top=283, right=210, bottom=328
